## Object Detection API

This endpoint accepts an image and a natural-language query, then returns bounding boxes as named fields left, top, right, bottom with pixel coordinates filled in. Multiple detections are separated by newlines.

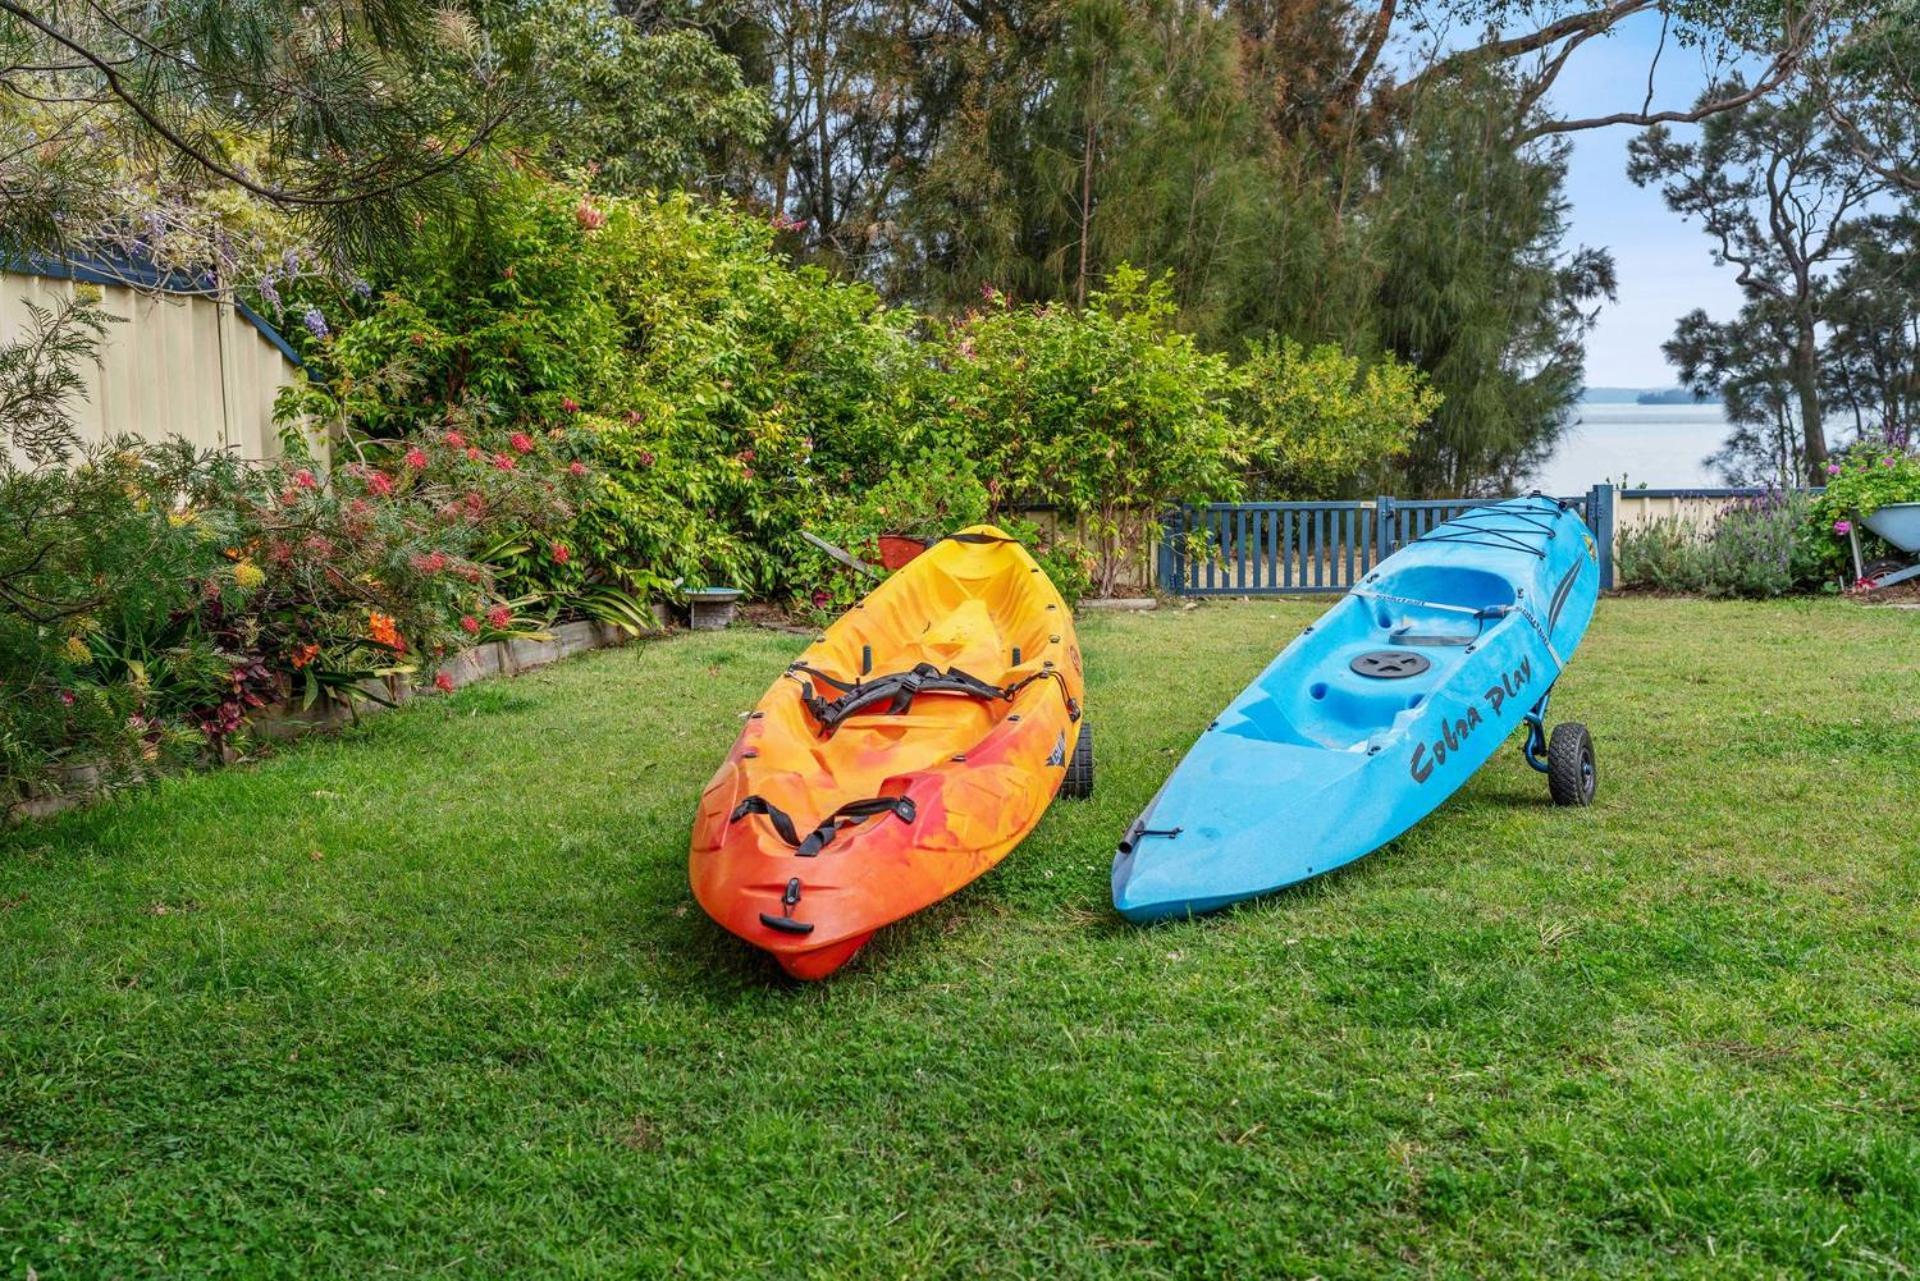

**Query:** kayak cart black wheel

left=1547, top=722, right=1596, bottom=807
left=1061, top=720, right=1095, bottom=799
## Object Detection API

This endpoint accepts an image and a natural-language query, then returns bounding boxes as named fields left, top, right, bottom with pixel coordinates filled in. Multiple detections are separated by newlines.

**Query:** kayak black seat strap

left=787, top=661, right=1011, bottom=732
left=730, top=794, right=917, bottom=857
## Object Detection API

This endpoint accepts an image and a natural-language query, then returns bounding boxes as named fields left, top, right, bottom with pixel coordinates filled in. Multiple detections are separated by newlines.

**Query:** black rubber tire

left=1862, top=557, right=1907, bottom=584
left=1060, top=720, right=1095, bottom=799
left=1547, top=722, right=1596, bottom=807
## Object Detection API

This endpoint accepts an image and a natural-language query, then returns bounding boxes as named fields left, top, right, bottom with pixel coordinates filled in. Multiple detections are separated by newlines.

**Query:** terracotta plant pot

left=877, top=534, right=930, bottom=571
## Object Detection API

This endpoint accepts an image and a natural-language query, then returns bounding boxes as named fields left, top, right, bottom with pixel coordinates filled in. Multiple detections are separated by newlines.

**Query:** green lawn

left=3, top=598, right=1918, bottom=1278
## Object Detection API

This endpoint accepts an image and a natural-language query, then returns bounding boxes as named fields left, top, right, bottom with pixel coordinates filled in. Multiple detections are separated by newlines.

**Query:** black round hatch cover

left=1350, top=650, right=1431, bottom=679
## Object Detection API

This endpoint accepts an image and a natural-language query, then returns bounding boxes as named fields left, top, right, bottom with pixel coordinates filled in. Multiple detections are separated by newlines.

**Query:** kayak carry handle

left=760, top=878, right=816, bottom=934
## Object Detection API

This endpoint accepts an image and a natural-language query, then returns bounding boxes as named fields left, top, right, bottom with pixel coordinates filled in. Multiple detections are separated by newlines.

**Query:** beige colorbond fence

left=1614, top=489, right=1758, bottom=538
left=2, top=264, right=313, bottom=467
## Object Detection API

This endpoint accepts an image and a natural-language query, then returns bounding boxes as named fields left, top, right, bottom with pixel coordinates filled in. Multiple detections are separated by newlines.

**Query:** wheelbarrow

left=1849, top=502, right=1920, bottom=591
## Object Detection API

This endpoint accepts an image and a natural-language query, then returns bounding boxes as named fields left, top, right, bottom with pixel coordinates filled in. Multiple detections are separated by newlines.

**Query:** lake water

left=1526, top=402, right=1730, bottom=494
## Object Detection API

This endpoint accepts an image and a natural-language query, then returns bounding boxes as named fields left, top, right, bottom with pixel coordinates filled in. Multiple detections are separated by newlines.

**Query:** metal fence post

left=1587, top=483, right=1616, bottom=590
left=1376, top=496, right=1397, bottom=557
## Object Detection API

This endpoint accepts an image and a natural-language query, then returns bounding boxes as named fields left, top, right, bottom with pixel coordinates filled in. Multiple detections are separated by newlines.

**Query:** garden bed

left=5, top=619, right=640, bottom=824
left=2, top=598, right=1917, bottom=1274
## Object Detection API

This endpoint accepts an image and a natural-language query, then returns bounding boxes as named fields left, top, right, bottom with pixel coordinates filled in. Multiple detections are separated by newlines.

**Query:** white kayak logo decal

left=1409, top=656, right=1534, bottom=784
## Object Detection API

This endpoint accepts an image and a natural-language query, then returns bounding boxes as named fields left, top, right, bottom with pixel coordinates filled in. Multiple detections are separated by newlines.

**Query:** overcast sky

left=1542, top=18, right=1751, bottom=387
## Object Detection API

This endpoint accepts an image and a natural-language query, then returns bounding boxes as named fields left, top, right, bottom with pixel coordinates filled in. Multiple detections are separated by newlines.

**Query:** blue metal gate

left=1157, top=486, right=1615, bottom=595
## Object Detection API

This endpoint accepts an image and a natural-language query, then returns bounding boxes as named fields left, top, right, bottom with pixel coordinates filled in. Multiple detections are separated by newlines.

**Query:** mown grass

left=3, top=597, right=1917, bottom=1278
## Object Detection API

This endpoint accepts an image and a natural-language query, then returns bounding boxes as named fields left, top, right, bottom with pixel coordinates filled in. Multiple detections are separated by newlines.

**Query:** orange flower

left=368, top=612, right=404, bottom=651
left=290, top=643, right=320, bottom=669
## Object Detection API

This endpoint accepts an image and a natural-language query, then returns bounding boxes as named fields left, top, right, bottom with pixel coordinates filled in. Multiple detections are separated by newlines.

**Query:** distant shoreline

left=1583, top=385, right=1722, bottom=406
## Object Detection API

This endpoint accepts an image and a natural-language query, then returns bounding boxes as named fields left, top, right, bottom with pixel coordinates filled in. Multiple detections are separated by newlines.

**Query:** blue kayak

left=1112, top=496, right=1601, bottom=922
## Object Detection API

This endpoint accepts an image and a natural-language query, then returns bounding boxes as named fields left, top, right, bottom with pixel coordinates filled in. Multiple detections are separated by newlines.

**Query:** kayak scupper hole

left=1310, top=682, right=1328, bottom=700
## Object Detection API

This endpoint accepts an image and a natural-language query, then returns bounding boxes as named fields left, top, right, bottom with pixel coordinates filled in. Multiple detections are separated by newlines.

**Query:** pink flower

left=1828, top=463, right=1842, bottom=475
left=466, top=447, right=484, bottom=462
left=492, top=453, right=517, bottom=471
left=404, top=447, right=429, bottom=469
left=550, top=542, right=571, bottom=565
left=575, top=201, right=606, bottom=232
left=435, top=671, right=456, bottom=693
left=460, top=614, right=480, bottom=634
left=738, top=447, right=756, bottom=463
left=625, top=410, right=643, bottom=424
left=59, top=689, right=75, bottom=706
left=1834, top=519, right=1853, bottom=535
left=444, top=431, right=467, bottom=449
left=561, top=397, right=580, bottom=414
left=487, top=604, right=512, bottom=629
left=637, top=450, right=655, bottom=467
left=509, top=432, right=536, bottom=454
left=293, top=468, right=318, bottom=489
left=568, top=460, right=588, bottom=477
left=1884, top=456, right=1898, bottom=467
left=366, top=471, right=394, bottom=496
left=411, top=550, right=449, bottom=574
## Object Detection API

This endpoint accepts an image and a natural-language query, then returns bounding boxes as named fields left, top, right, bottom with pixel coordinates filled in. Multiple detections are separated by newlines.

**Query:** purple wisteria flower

left=301, top=306, right=329, bottom=340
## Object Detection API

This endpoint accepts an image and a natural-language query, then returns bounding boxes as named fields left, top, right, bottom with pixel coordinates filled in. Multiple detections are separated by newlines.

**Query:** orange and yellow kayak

left=690, top=527, right=1089, bottom=979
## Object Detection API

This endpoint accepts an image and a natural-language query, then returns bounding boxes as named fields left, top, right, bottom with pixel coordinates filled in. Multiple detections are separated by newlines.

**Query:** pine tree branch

left=0, top=0, right=512, bottom=207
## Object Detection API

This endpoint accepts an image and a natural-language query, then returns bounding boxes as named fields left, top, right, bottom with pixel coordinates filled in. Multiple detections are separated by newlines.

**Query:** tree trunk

left=1791, top=323, right=1827, bottom=483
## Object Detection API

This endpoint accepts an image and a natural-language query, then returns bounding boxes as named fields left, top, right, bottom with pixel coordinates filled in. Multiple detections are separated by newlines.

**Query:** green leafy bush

left=294, top=178, right=915, bottom=606
left=1235, top=338, right=1439, bottom=499
left=1812, top=445, right=1920, bottom=530
left=581, top=192, right=915, bottom=597
left=924, top=268, right=1240, bottom=595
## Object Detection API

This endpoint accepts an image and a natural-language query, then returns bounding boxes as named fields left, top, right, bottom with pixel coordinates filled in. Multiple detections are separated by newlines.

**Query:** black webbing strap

left=729, top=794, right=918, bottom=857
left=787, top=661, right=1010, bottom=732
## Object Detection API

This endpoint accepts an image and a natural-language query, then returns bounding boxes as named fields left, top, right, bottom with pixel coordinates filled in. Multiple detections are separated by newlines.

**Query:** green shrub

left=1615, top=490, right=1826, bottom=598
left=924, top=268, right=1240, bottom=595
left=581, top=192, right=915, bottom=598
left=1235, top=338, right=1439, bottom=499
left=1616, top=516, right=1707, bottom=593
left=1810, top=446, right=1920, bottom=582
left=294, top=178, right=916, bottom=606
left=0, top=431, right=580, bottom=801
